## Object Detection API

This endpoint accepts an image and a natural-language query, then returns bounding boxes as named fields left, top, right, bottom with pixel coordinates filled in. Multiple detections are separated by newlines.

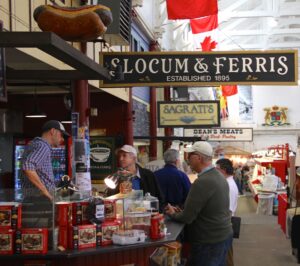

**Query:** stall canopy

left=0, top=32, right=110, bottom=82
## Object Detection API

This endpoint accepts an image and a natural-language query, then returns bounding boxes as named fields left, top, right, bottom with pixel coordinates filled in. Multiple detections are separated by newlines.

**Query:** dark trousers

left=188, top=234, right=233, bottom=266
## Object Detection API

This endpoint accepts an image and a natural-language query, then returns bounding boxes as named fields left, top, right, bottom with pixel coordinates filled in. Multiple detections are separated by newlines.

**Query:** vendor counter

left=0, top=218, right=185, bottom=266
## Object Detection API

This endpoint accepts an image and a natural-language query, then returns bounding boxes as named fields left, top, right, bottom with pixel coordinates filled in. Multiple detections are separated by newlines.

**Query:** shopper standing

left=154, top=149, right=191, bottom=208
left=216, top=158, right=239, bottom=266
left=165, top=141, right=232, bottom=266
left=106, top=145, right=164, bottom=205
left=21, top=120, right=69, bottom=201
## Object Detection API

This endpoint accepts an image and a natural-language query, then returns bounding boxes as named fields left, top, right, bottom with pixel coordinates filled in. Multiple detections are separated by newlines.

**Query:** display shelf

left=0, top=219, right=184, bottom=266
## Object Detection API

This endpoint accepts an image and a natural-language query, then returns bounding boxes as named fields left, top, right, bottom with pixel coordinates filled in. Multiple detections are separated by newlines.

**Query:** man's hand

left=164, top=203, right=180, bottom=216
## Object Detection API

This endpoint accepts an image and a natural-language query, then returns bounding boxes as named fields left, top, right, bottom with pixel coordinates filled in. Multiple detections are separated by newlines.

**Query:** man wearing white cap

left=106, top=144, right=164, bottom=205
left=165, top=141, right=232, bottom=266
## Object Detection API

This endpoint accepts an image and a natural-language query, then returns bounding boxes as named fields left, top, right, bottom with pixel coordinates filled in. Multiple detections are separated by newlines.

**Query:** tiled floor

left=233, top=194, right=299, bottom=266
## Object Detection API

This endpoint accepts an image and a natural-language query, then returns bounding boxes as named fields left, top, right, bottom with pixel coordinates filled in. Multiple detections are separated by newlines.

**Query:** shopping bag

left=291, top=215, right=300, bottom=248
left=231, top=216, right=241, bottom=239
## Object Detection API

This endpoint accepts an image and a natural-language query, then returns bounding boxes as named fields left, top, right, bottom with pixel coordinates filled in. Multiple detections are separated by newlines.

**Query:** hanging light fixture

left=25, top=88, right=47, bottom=118
left=61, top=112, right=72, bottom=124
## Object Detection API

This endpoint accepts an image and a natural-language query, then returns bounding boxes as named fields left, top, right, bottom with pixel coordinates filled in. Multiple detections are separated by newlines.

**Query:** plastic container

left=143, top=193, right=159, bottom=214
left=256, top=194, right=274, bottom=215
left=125, top=212, right=151, bottom=237
left=112, top=230, right=146, bottom=245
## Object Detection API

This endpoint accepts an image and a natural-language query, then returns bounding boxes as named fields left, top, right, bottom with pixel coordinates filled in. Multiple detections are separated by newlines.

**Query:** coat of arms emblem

left=263, top=106, right=289, bottom=126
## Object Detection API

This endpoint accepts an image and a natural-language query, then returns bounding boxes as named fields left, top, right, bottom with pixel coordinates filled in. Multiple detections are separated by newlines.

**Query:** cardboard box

left=55, top=202, right=72, bottom=226
left=0, top=228, right=15, bottom=255
left=72, top=201, right=89, bottom=225
left=20, top=228, right=48, bottom=254
left=0, top=203, right=22, bottom=229
left=57, top=226, right=68, bottom=250
left=69, top=224, right=101, bottom=250
left=164, top=241, right=182, bottom=266
left=101, top=220, right=119, bottom=246
left=104, top=200, right=117, bottom=221
left=149, top=247, right=168, bottom=266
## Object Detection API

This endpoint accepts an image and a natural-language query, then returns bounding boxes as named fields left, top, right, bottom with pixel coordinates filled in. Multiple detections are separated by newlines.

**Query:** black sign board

left=99, top=50, right=298, bottom=87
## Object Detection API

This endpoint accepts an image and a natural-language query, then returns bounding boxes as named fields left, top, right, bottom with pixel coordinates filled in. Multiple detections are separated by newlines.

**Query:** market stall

left=0, top=188, right=185, bottom=266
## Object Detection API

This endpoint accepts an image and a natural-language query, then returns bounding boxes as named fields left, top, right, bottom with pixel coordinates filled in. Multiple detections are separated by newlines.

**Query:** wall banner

left=99, top=50, right=298, bottom=87
left=90, top=137, right=116, bottom=182
left=184, top=128, right=253, bottom=141
left=158, top=101, right=220, bottom=128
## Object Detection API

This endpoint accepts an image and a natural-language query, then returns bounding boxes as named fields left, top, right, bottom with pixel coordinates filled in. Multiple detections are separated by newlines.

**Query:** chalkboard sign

left=0, top=48, right=7, bottom=102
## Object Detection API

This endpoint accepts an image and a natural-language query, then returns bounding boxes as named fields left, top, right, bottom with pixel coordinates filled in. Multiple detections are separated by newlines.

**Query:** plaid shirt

left=21, top=137, right=55, bottom=197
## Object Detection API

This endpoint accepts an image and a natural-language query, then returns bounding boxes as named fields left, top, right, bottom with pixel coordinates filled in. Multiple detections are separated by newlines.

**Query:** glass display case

left=0, top=188, right=163, bottom=255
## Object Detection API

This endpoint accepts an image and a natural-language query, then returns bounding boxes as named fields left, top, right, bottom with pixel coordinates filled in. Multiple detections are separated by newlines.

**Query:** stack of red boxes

left=101, top=199, right=119, bottom=246
left=15, top=228, right=48, bottom=254
left=55, top=202, right=72, bottom=250
left=56, top=200, right=103, bottom=250
left=0, top=203, right=22, bottom=254
left=56, top=199, right=122, bottom=250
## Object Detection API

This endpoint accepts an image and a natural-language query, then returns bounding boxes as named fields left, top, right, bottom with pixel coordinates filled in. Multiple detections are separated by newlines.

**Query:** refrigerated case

left=14, top=138, right=71, bottom=199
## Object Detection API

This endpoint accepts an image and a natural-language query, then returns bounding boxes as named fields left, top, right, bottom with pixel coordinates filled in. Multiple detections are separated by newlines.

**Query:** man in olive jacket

left=165, top=141, right=232, bottom=266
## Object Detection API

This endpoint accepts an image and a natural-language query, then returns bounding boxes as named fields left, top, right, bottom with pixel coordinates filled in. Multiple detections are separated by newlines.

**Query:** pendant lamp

left=25, top=89, right=47, bottom=118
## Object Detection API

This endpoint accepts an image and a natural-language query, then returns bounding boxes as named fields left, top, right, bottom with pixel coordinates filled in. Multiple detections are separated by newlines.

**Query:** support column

left=73, top=42, right=89, bottom=128
left=72, top=42, right=91, bottom=191
left=164, top=86, right=173, bottom=152
left=149, top=41, right=159, bottom=160
left=149, top=86, right=157, bottom=160
left=124, top=88, right=134, bottom=145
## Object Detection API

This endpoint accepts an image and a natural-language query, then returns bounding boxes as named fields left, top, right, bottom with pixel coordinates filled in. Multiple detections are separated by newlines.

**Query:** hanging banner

left=99, top=50, right=298, bottom=87
left=90, top=137, right=116, bottom=183
left=158, top=101, right=220, bottom=128
left=184, top=128, right=253, bottom=141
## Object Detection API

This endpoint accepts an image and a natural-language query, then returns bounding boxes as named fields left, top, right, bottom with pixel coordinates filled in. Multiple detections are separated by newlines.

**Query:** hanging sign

left=184, top=128, right=253, bottom=141
left=158, top=101, right=220, bottom=128
left=99, top=50, right=298, bottom=87
left=90, top=137, right=116, bottom=182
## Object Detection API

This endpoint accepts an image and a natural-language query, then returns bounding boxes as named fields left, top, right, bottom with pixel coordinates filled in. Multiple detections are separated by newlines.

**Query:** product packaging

left=0, top=203, right=22, bottom=229
left=20, top=228, right=48, bottom=254
left=0, top=228, right=15, bottom=255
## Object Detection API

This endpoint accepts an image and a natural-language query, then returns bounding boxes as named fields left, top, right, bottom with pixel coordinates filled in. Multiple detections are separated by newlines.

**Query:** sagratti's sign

left=99, top=50, right=298, bottom=87
left=158, top=101, right=220, bottom=128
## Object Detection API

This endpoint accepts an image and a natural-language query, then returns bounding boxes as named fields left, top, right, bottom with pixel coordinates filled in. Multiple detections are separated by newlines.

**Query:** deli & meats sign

left=99, top=50, right=297, bottom=87
left=184, top=128, right=253, bottom=141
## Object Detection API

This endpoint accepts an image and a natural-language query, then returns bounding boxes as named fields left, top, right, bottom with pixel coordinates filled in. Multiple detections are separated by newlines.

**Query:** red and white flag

left=190, top=14, right=218, bottom=34
left=166, top=0, right=218, bottom=20
left=200, top=36, right=218, bottom=51
left=221, top=85, right=238, bottom=96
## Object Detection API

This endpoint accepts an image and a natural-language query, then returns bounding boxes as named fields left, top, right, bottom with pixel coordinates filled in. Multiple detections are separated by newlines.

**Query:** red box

left=101, top=221, right=119, bottom=246
left=69, top=224, right=101, bottom=250
left=20, top=228, right=48, bottom=254
left=0, top=203, right=22, bottom=229
left=72, top=201, right=89, bottom=225
left=104, top=200, right=117, bottom=221
left=58, top=226, right=68, bottom=250
left=0, top=228, right=15, bottom=255
left=56, top=202, right=72, bottom=226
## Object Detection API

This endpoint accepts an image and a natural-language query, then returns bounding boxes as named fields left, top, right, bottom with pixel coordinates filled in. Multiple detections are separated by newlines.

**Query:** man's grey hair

left=164, top=149, right=180, bottom=164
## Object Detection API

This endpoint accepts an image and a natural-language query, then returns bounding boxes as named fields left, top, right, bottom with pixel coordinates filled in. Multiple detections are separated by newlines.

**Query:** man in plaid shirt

left=21, top=120, right=69, bottom=201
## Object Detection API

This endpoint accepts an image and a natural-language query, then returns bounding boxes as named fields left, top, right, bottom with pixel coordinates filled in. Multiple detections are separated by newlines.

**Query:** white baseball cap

left=184, top=141, right=213, bottom=157
left=119, top=145, right=137, bottom=157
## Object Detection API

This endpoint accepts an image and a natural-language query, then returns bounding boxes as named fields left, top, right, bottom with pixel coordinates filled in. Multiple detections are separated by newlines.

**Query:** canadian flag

left=221, top=85, right=238, bottom=96
left=190, top=14, right=218, bottom=34
left=166, top=0, right=218, bottom=20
